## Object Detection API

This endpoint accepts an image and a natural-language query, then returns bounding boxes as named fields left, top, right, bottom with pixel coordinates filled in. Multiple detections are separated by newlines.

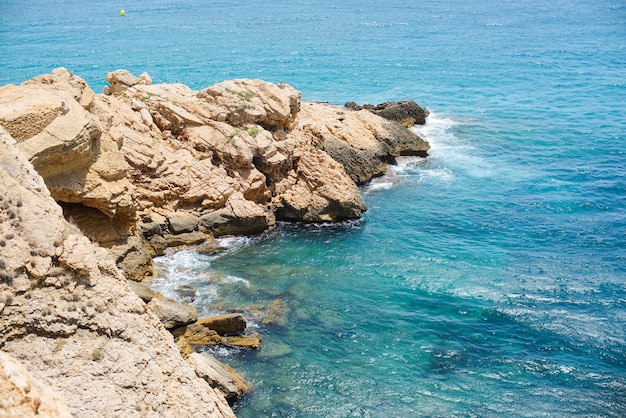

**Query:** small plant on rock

left=92, top=348, right=105, bottom=361
left=248, top=127, right=260, bottom=138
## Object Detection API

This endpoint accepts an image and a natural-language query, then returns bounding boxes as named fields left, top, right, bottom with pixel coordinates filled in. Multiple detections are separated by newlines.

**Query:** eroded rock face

left=0, top=69, right=429, bottom=280
left=345, top=100, right=430, bottom=127
left=297, top=102, right=431, bottom=184
left=0, top=351, right=72, bottom=418
left=0, top=127, right=234, bottom=417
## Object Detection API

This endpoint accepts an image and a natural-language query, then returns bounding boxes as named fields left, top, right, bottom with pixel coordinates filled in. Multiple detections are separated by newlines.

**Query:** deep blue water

left=2, top=0, right=626, bottom=416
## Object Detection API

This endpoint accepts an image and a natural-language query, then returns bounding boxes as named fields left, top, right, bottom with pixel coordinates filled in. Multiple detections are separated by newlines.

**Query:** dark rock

left=345, top=100, right=429, bottom=127
left=195, top=314, right=247, bottom=336
left=174, top=284, right=197, bottom=303
left=318, top=120, right=430, bottom=185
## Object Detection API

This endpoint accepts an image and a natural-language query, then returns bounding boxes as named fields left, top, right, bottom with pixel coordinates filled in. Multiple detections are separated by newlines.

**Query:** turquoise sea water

left=2, top=1, right=626, bottom=416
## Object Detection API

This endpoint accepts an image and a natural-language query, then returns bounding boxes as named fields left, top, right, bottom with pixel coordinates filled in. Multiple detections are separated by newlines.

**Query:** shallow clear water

left=2, top=0, right=626, bottom=416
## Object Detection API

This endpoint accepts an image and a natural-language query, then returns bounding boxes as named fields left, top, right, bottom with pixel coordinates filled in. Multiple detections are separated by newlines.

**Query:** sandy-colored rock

left=297, top=101, right=430, bottom=184
left=186, top=352, right=249, bottom=403
left=273, top=146, right=367, bottom=221
left=0, top=68, right=429, bottom=279
left=174, top=335, right=195, bottom=359
left=127, top=280, right=156, bottom=302
left=0, top=351, right=72, bottom=418
left=220, top=333, right=262, bottom=350
left=147, top=296, right=199, bottom=329
left=168, top=212, right=200, bottom=234
left=199, top=192, right=274, bottom=236
left=104, top=69, right=151, bottom=94
left=172, top=324, right=221, bottom=346
left=0, top=126, right=235, bottom=418
left=200, top=79, right=300, bottom=129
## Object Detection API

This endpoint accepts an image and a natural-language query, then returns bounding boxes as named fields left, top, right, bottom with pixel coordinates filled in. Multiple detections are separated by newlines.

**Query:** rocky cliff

left=0, top=69, right=429, bottom=417
left=0, top=126, right=234, bottom=417
left=0, top=69, right=429, bottom=281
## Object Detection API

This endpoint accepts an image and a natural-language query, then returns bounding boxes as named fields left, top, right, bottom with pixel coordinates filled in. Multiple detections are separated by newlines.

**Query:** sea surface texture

left=2, top=1, right=625, bottom=416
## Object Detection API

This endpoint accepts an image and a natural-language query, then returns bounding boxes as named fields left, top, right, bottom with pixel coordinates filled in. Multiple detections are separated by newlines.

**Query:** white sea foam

left=151, top=247, right=215, bottom=302
left=414, top=113, right=498, bottom=179
left=362, top=112, right=462, bottom=194
left=220, top=275, right=251, bottom=288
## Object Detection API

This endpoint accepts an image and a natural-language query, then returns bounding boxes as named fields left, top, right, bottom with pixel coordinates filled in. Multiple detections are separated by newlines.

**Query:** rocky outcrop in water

left=0, top=69, right=430, bottom=416
left=0, top=69, right=429, bottom=280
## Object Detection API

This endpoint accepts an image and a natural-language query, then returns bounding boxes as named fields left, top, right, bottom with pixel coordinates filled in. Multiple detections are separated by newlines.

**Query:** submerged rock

left=175, top=284, right=197, bottom=303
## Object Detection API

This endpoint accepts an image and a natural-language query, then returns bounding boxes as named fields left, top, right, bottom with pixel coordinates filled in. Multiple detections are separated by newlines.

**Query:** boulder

left=168, top=212, right=200, bottom=234
left=199, top=193, right=274, bottom=236
left=147, top=296, right=199, bottom=329
left=195, top=314, right=247, bottom=336
left=186, top=352, right=249, bottom=403
left=171, top=324, right=221, bottom=346
left=104, top=69, right=151, bottom=94
left=221, top=333, right=262, bottom=350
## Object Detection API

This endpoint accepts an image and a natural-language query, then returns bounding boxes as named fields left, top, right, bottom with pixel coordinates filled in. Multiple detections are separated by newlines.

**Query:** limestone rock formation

left=0, top=69, right=432, bottom=417
left=0, top=126, right=234, bottom=417
left=296, top=102, right=430, bottom=184
left=0, top=68, right=429, bottom=280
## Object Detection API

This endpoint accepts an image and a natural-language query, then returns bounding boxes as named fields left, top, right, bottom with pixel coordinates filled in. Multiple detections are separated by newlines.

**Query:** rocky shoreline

left=0, top=69, right=429, bottom=417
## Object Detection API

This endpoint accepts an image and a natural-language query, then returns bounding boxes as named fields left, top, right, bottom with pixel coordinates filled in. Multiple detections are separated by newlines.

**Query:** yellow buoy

left=120, top=10, right=125, bottom=16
